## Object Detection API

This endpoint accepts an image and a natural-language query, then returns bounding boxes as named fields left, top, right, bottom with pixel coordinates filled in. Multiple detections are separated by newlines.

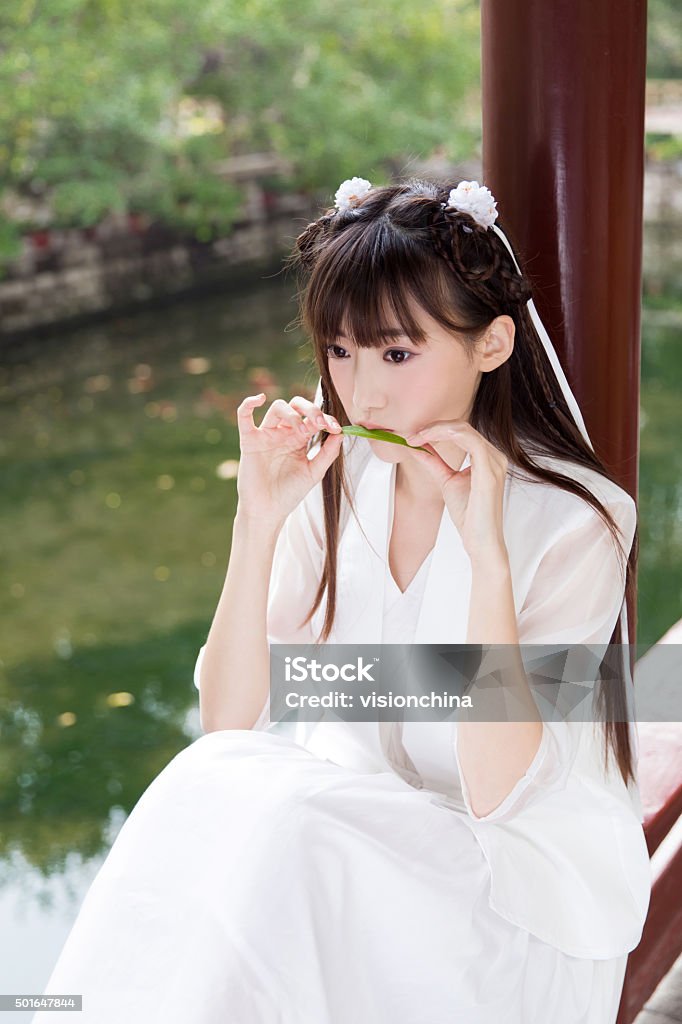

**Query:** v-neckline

left=386, top=462, right=442, bottom=597
left=326, top=444, right=476, bottom=648
left=386, top=549, right=434, bottom=597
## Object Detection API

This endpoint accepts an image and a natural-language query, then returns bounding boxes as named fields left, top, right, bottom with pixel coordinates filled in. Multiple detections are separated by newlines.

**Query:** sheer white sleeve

left=450, top=494, right=650, bottom=958
left=193, top=472, right=325, bottom=733
left=453, top=495, right=637, bottom=824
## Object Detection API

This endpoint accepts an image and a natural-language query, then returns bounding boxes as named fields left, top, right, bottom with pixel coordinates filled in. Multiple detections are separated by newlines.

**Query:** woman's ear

left=478, top=315, right=515, bottom=372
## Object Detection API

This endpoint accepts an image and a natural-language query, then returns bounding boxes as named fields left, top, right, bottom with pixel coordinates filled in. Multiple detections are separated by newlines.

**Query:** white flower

left=334, top=177, right=372, bottom=211
left=445, top=180, right=498, bottom=229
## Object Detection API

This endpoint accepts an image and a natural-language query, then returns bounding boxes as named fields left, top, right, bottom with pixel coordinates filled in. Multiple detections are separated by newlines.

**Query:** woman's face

left=325, top=301, right=508, bottom=466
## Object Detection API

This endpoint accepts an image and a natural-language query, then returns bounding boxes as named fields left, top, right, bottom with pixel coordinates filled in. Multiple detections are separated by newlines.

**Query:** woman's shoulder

left=506, top=448, right=637, bottom=546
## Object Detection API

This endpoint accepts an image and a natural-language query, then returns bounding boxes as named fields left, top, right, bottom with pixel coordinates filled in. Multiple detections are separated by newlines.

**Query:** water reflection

left=0, top=280, right=318, bottom=879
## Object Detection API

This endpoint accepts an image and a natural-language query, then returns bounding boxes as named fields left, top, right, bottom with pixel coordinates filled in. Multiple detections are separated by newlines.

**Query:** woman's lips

left=357, top=421, right=393, bottom=431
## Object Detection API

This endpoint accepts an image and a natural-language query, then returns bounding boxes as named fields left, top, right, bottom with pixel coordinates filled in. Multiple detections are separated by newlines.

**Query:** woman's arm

left=198, top=510, right=284, bottom=733
left=458, top=548, right=543, bottom=818
left=402, top=420, right=544, bottom=819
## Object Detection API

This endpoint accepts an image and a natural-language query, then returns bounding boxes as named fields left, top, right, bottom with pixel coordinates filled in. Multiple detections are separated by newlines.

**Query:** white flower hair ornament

left=444, top=180, right=498, bottom=232
left=334, top=177, right=373, bottom=211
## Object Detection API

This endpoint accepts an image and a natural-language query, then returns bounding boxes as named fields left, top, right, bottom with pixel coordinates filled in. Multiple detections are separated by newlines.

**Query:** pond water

left=0, top=258, right=680, bottom=1006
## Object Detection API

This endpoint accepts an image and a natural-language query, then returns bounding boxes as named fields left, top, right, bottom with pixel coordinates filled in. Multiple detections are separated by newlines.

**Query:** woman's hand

left=235, top=393, right=343, bottom=527
left=404, top=421, right=509, bottom=565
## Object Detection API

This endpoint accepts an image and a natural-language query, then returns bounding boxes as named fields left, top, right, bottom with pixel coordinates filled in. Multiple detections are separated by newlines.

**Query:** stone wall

left=1, top=150, right=678, bottom=339
left=0, top=187, right=317, bottom=339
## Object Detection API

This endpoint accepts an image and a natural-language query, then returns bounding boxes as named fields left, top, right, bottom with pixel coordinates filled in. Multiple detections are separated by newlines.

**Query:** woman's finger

left=407, top=444, right=462, bottom=489
left=408, top=421, right=479, bottom=447
left=288, top=395, right=342, bottom=434
left=236, top=393, right=267, bottom=437
left=258, top=398, right=308, bottom=433
left=408, top=421, right=508, bottom=474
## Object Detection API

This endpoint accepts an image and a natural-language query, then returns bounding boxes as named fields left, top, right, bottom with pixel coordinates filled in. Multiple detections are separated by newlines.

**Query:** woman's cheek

left=326, top=365, right=348, bottom=407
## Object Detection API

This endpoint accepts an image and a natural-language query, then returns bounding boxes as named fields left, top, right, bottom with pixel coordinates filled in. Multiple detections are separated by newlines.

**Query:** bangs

left=301, top=219, right=473, bottom=350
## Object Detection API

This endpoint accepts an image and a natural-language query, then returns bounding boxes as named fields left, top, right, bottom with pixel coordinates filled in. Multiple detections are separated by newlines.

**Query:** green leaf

left=341, top=424, right=432, bottom=453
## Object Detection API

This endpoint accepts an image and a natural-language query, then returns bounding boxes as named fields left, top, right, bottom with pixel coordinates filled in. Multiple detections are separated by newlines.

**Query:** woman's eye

left=385, top=350, right=412, bottom=365
left=325, top=344, right=412, bottom=365
left=326, top=344, right=348, bottom=359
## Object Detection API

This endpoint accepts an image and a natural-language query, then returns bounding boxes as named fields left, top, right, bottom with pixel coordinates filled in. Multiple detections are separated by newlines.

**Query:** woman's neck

left=395, top=464, right=442, bottom=508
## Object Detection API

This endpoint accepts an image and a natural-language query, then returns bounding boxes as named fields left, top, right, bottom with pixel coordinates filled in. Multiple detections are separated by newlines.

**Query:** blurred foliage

left=646, top=133, right=682, bottom=162
left=648, top=0, right=682, bottom=79
left=0, top=0, right=481, bottom=261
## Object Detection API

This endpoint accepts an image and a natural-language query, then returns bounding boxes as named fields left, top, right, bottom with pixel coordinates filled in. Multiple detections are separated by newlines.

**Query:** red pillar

left=481, top=0, right=648, bottom=644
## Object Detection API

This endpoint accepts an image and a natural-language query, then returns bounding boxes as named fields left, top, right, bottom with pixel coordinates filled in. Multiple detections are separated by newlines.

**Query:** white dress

left=33, top=436, right=650, bottom=1024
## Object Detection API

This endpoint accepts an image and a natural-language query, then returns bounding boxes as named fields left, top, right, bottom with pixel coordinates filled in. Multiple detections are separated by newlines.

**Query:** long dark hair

left=284, top=178, right=638, bottom=787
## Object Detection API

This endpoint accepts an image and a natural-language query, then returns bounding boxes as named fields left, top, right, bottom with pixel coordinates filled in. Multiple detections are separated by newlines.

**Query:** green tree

left=0, top=0, right=481, bottom=263
left=647, top=0, right=682, bottom=79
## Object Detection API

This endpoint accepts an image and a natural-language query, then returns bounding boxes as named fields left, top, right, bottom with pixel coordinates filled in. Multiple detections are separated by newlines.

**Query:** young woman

left=34, top=178, right=650, bottom=1024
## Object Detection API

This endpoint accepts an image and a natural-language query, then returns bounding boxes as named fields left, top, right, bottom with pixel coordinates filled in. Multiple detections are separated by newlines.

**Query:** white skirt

left=33, top=731, right=628, bottom=1024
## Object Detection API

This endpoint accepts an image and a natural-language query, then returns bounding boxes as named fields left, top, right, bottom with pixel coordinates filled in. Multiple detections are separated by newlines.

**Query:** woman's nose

left=348, top=350, right=391, bottom=413
left=351, top=364, right=387, bottom=415
left=352, top=394, right=388, bottom=419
